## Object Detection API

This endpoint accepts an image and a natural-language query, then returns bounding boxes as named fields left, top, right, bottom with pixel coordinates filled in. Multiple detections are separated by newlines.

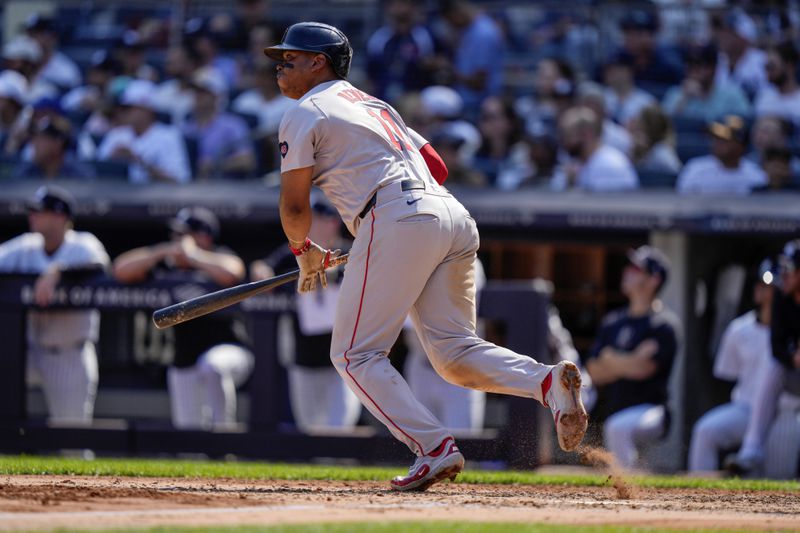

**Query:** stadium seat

left=638, top=170, right=678, bottom=189
left=676, top=134, right=710, bottom=163
left=672, top=116, right=709, bottom=136
left=93, top=159, right=129, bottom=180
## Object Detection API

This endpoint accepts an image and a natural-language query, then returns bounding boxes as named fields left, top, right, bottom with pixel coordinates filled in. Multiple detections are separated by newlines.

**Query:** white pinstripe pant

left=168, top=344, right=254, bottom=430
left=27, top=341, right=98, bottom=423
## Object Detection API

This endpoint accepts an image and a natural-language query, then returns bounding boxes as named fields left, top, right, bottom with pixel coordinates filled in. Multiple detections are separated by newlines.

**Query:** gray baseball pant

left=330, top=183, right=552, bottom=456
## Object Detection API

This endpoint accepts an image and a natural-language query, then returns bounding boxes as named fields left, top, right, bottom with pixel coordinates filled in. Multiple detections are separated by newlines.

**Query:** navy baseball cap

left=169, top=206, right=220, bottom=239
left=779, top=239, right=800, bottom=272
left=628, top=245, right=670, bottom=286
left=26, top=185, right=75, bottom=218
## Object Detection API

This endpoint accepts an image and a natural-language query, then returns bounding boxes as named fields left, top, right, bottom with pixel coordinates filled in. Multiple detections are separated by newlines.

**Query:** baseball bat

left=152, top=253, right=349, bottom=329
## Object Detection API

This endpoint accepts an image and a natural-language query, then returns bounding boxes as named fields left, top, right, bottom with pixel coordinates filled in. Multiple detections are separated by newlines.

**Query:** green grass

left=43, top=524, right=784, bottom=533
left=1, top=455, right=798, bottom=492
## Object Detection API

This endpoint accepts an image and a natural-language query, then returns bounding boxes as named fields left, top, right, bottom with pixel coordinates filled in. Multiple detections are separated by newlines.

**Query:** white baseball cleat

left=542, top=361, right=589, bottom=452
left=390, top=437, right=464, bottom=492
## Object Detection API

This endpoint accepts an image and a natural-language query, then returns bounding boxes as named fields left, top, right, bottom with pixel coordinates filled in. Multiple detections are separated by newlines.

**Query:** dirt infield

left=0, top=475, right=798, bottom=531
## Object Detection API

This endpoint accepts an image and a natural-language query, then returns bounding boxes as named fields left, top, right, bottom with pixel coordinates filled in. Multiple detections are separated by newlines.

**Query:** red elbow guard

left=420, top=143, right=448, bottom=184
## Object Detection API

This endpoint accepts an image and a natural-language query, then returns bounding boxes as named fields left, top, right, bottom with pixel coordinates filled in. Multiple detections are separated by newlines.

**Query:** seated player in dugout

left=580, top=245, right=681, bottom=469
left=264, top=21, right=587, bottom=492
left=113, top=207, right=253, bottom=430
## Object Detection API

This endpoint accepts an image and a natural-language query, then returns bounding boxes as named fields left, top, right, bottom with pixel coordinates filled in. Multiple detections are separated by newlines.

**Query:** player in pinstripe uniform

left=726, top=241, right=800, bottom=478
left=688, top=258, right=782, bottom=472
left=0, top=185, right=109, bottom=423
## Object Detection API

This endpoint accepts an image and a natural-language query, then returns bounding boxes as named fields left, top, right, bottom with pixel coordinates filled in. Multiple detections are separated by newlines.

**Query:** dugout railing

left=0, top=273, right=553, bottom=467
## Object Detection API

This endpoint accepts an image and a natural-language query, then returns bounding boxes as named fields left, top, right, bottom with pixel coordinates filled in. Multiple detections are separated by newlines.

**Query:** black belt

left=358, top=179, right=426, bottom=219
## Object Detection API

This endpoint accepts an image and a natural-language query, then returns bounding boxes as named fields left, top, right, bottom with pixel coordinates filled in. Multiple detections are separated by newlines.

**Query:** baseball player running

left=265, top=22, right=587, bottom=491
left=0, top=186, right=109, bottom=423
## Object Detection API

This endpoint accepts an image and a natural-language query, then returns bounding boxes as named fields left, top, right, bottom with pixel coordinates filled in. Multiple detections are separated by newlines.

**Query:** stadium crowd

left=1, top=0, right=800, bottom=478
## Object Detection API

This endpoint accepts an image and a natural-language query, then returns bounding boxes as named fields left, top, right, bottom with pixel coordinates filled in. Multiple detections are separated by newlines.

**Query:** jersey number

left=367, top=108, right=412, bottom=152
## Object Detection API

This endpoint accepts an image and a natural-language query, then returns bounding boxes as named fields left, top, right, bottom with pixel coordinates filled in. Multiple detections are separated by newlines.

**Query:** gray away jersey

left=279, top=80, right=436, bottom=236
left=0, top=230, right=110, bottom=346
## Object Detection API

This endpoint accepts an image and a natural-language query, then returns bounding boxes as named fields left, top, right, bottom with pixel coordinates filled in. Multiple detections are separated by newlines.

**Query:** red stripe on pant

left=342, top=208, right=426, bottom=455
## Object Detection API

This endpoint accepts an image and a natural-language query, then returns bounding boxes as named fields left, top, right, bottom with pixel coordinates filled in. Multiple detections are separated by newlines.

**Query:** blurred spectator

left=578, top=82, right=632, bottom=155
left=603, top=53, right=656, bottom=126
left=745, top=116, right=800, bottom=178
left=114, top=207, right=253, bottom=431
left=689, top=258, right=779, bottom=473
left=581, top=246, right=679, bottom=469
left=725, top=240, right=800, bottom=479
left=613, top=10, right=683, bottom=96
left=0, top=70, right=29, bottom=153
left=13, top=116, right=95, bottom=180
left=183, top=69, right=256, bottom=180
left=754, top=41, right=800, bottom=126
left=208, top=0, right=282, bottom=52
left=551, top=106, right=639, bottom=192
left=154, top=45, right=197, bottom=126
left=237, top=24, right=275, bottom=90
left=25, top=14, right=81, bottom=90
left=656, top=0, right=712, bottom=47
left=3, top=35, right=43, bottom=84
left=677, top=115, right=767, bottom=195
left=115, top=30, right=158, bottom=82
left=251, top=200, right=360, bottom=432
left=756, top=147, right=800, bottom=191
left=231, top=63, right=294, bottom=137
left=2, top=35, right=57, bottom=104
left=416, top=85, right=481, bottom=163
left=628, top=105, right=683, bottom=175
left=662, top=44, right=751, bottom=122
left=0, top=185, right=109, bottom=424
left=185, top=18, right=240, bottom=91
left=439, top=0, right=505, bottom=110
left=519, top=128, right=559, bottom=187
left=98, top=80, right=191, bottom=184
left=366, top=0, right=440, bottom=103
left=473, top=96, right=532, bottom=189
left=428, top=130, right=486, bottom=187
left=713, top=10, right=769, bottom=97
left=61, top=51, right=121, bottom=115
left=516, top=57, right=576, bottom=137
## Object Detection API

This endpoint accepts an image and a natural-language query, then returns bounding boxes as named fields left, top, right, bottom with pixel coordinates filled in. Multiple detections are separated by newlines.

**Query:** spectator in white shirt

left=231, top=63, right=294, bottom=137
left=603, top=53, right=655, bottom=127
left=2, top=35, right=58, bottom=104
left=97, top=80, right=191, bottom=184
left=551, top=106, right=639, bottom=192
left=714, top=10, right=768, bottom=97
left=153, top=45, right=197, bottom=127
left=755, top=42, right=800, bottom=126
left=578, top=82, right=632, bottom=156
left=676, top=115, right=767, bottom=195
left=25, top=15, right=81, bottom=90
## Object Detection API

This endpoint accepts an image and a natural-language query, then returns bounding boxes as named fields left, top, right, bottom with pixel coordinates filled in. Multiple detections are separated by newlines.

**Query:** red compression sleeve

left=419, top=143, right=448, bottom=184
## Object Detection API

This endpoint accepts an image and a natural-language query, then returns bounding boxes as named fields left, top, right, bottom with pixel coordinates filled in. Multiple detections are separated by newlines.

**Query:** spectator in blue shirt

left=663, top=44, right=752, bottom=123
left=182, top=68, right=256, bottom=180
left=440, top=0, right=505, bottom=112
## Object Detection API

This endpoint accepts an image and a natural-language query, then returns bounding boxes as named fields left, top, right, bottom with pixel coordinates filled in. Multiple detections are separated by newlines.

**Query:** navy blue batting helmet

left=263, top=22, right=352, bottom=79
